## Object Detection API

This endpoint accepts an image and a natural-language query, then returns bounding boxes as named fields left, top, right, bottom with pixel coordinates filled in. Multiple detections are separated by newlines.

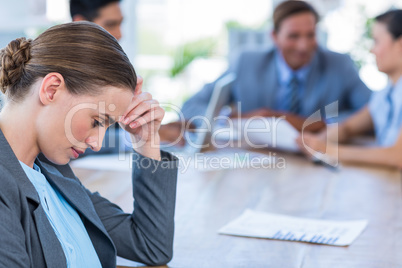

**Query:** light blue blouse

left=368, top=76, right=402, bottom=146
left=19, top=161, right=102, bottom=268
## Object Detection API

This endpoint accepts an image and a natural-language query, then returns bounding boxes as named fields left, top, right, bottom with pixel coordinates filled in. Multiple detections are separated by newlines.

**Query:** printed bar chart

left=219, top=209, right=368, bottom=246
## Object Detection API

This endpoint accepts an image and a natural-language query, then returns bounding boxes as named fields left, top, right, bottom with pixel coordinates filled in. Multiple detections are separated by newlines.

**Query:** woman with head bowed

left=0, top=21, right=178, bottom=267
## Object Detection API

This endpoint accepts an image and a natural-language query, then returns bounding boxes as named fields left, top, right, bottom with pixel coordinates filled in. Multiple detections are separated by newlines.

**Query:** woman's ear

left=38, top=73, right=66, bottom=105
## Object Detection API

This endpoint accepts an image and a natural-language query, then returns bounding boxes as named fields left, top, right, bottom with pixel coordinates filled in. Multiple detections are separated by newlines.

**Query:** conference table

left=71, top=148, right=402, bottom=267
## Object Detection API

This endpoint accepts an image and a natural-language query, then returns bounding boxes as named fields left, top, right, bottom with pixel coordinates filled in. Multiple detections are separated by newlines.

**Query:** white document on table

left=70, top=154, right=132, bottom=171
left=218, top=209, right=368, bottom=246
left=233, top=117, right=300, bottom=152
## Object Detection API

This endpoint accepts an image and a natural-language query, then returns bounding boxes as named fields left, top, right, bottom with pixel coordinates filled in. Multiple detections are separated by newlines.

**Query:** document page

left=234, top=117, right=300, bottom=152
left=219, top=209, right=368, bottom=246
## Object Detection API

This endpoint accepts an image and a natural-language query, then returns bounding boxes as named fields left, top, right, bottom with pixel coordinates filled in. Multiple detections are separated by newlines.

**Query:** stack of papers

left=215, top=117, right=300, bottom=152
left=219, top=210, right=368, bottom=246
left=236, top=117, right=300, bottom=152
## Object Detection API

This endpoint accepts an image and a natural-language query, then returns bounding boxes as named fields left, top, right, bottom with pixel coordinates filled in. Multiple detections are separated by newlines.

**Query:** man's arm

left=180, top=49, right=244, bottom=120
left=236, top=108, right=326, bottom=133
left=181, top=71, right=232, bottom=120
left=329, top=106, right=373, bottom=143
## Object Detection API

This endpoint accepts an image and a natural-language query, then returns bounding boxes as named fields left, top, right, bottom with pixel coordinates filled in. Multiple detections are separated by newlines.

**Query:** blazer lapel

left=35, top=159, right=111, bottom=235
left=0, top=129, right=116, bottom=267
left=0, top=129, right=67, bottom=267
left=35, top=158, right=117, bottom=267
left=33, top=206, right=67, bottom=268
left=303, top=48, right=325, bottom=116
left=260, top=48, right=279, bottom=109
left=0, top=129, right=39, bottom=203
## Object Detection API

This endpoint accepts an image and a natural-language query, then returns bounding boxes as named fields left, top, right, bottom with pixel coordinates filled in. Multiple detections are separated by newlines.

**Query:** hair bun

left=0, top=37, right=32, bottom=93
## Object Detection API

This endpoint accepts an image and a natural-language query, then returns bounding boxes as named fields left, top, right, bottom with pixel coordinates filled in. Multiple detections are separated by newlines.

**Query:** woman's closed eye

left=92, top=119, right=105, bottom=128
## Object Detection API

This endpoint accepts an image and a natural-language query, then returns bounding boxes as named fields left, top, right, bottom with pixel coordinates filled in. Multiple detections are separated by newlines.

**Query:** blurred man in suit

left=70, top=0, right=123, bottom=41
left=160, top=0, right=371, bottom=142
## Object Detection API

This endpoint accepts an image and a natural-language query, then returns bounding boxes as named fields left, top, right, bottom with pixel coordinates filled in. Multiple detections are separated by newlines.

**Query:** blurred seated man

left=70, top=0, right=123, bottom=40
left=70, top=0, right=125, bottom=155
left=160, top=0, right=371, bottom=143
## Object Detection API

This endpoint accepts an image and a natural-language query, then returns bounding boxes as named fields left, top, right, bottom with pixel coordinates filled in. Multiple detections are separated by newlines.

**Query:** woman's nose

left=86, top=131, right=106, bottom=152
left=86, top=139, right=102, bottom=152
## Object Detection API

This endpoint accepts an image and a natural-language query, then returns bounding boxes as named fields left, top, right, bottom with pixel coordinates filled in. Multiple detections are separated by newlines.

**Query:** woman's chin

left=43, top=154, right=71, bottom=166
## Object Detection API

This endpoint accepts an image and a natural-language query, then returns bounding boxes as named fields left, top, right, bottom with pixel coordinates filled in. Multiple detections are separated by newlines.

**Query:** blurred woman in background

left=298, top=9, right=402, bottom=169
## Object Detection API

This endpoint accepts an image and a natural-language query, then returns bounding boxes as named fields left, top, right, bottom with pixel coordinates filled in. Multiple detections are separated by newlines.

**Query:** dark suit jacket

left=182, top=46, right=371, bottom=121
left=0, top=129, right=178, bottom=267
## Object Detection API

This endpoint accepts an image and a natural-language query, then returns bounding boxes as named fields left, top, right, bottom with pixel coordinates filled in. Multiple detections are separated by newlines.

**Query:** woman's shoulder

left=0, top=164, right=26, bottom=208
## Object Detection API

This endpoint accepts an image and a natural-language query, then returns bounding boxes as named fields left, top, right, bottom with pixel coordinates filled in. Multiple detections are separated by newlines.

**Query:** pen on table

left=311, top=152, right=341, bottom=171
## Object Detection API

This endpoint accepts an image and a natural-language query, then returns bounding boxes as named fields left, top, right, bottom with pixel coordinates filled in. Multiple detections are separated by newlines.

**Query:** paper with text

left=219, top=210, right=368, bottom=246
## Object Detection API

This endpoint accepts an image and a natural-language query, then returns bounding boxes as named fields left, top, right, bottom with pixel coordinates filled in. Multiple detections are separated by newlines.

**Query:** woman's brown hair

left=0, top=21, right=136, bottom=101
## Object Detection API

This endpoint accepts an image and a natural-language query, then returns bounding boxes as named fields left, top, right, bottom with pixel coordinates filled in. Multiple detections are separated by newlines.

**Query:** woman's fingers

left=119, top=80, right=165, bottom=136
left=122, top=99, right=160, bottom=125
left=120, top=92, right=153, bottom=121
left=128, top=107, right=165, bottom=129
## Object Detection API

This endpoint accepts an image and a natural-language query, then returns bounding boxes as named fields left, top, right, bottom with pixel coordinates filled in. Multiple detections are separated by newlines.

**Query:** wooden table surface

left=72, top=149, right=402, bottom=268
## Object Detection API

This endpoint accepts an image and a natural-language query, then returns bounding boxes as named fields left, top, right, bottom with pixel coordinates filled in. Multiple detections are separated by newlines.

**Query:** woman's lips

left=71, top=148, right=84, bottom=158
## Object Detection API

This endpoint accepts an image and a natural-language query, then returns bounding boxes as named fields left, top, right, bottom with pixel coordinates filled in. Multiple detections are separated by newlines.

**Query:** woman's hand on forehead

left=118, top=76, right=165, bottom=146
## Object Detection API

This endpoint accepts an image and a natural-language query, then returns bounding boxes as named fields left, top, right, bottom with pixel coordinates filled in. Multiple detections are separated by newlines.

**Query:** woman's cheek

left=70, top=116, right=91, bottom=143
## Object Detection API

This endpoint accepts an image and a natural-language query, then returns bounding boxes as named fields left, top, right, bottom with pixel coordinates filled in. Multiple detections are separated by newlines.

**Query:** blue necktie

left=288, top=75, right=300, bottom=114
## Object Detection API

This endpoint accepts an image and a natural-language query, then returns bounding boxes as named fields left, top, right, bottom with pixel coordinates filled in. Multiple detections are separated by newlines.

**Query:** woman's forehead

left=372, top=22, right=388, bottom=36
left=72, top=87, right=133, bottom=116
